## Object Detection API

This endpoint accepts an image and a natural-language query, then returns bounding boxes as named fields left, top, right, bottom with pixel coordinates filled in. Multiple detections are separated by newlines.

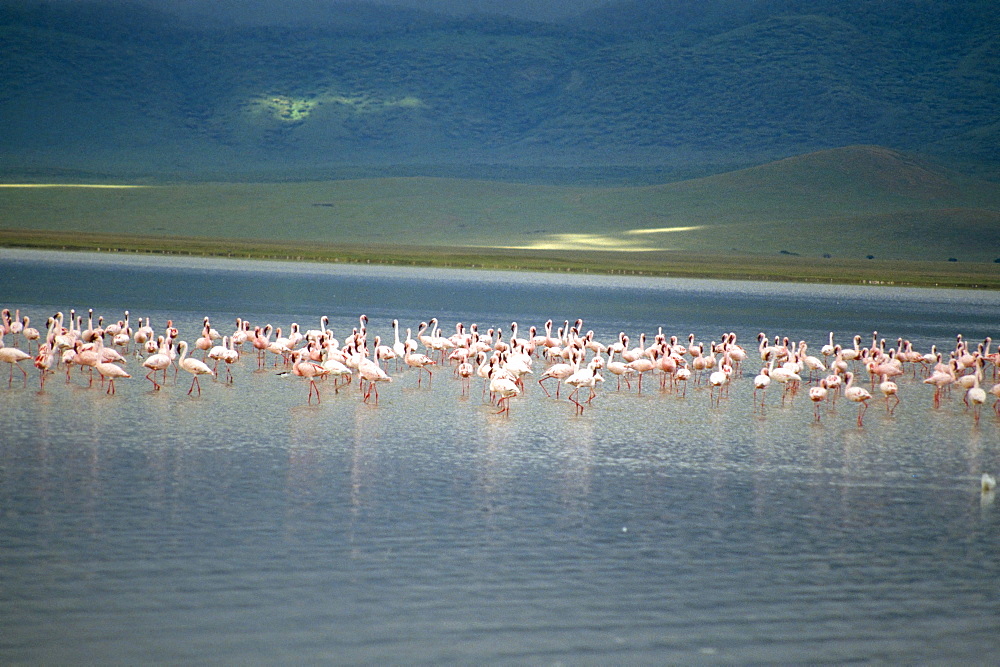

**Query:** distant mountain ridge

left=0, top=0, right=997, bottom=181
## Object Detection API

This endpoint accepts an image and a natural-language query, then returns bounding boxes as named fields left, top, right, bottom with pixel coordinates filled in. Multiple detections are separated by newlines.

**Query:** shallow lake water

left=2, top=249, right=1000, bottom=663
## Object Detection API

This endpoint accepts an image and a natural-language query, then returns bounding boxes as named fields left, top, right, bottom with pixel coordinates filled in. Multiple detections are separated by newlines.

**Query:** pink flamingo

left=21, top=316, right=40, bottom=354
left=0, top=335, right=32, bottom=386
left=966, top=360, right=987, bottom=424
left=404, top=341, right=436, bottom=386
left=878, top=375, right=901, bottom=415
left=538, top=345, right=581, bottom=398
left=33, top=343, right=55, bottom=388
left=177, top=341, right=215, bottom=396
left=808, top=379, right=828, bottom=421
left=844, top=371, right=872, bottom=427
left=358, top=355, right=392, bottom=404
left=488, top=360, right=521, bottom=416
left=292, top=350, right=327, bottom=404
left=626, top=354, right=656, bottom=395
left=564, top=356, right=603, bottom=414
left=95, top=360, right=130, bottom=395
left=142, top=337, right=173, bottom=390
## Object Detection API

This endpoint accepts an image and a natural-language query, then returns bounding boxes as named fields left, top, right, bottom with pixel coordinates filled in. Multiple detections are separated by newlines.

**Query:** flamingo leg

left=568, top=388, right=583, bottom=414
left=538, top=377, right=551, bottom=398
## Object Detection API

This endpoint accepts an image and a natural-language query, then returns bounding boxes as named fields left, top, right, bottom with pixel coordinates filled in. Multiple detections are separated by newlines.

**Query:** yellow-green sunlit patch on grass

left=626, top=225, right=706, bottom=234
left=255, top=95, right=317, bottom=121
left=250, top=92, right=426, bottom=122
left=477, top=233, right=667, bottom=251
left=385, top=96, right=424, bottom=109
left=323, top=93, right=425, bottom=112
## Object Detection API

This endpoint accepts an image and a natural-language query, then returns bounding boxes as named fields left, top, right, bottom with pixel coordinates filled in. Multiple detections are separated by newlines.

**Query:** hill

left=0, top=0, right=998, bottom=180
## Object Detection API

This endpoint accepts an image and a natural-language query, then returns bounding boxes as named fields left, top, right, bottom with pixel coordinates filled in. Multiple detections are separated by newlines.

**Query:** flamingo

left=457, top=358, right=474, bottom=395
left=655, top=346, right=679, bottom=391
left=0, top=334, right=32, bottom=386
left=674, top=365, right=691, bottom=397
left=798, top=341, right=826, bottom=380
left=21, top=316, right=40, bottom=354
left=4, top=309, right=21, bottom=342
left=844, top=371, right=872, bottom=427
left=220, top=335, right=240, bottom=382
left=626, top=354, right=656, bottom=395
left=606, top=347, right=634, bottom=391
left=177, top=340, right=215, bottom=396
left=565, top=356, right=604, bottom=414
left=207, top=336, right=233, bottom=381
left=359, top=358, right=392, bottom=404
left=767, top=358, right=801, bottom=404
left=252, top=325, right=272, bottom=368
left=95, top=360, right=130, bottom=395
left=72, top=340, right=101, bottom=386
left=538, top=345, right=581, bottom=398
left=753, top=366, right=771, bottom=411
left=404, top=341, right=436, bottom=386
left=966, top=360, right=987, bottom=424
left=808, top=379, right=828, bottom=421
left=142, top=337, right=174, bottom=390
left=490, top=375, right=520, bottom=416
left=821, top=331, right=836, bottom=358
left=391, top=319, right=407, bottom=367
left=923, top=360, right=956, bottom=408
left=707, top=360, right=732, bottom=407
left=291, top=349, right=327, bottom=404
left=501, top=345, right=534, bottom=389
left=33, top=343, right=56, bottom=388
left=878, top=375, right=900, bottom=415
left=133, top=317, right=154, bottom=350
left=111, top=310, right=132, bottom=352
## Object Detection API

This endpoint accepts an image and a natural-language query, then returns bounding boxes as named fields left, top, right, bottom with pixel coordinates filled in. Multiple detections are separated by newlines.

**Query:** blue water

left=2, top=249, right=999, bottom=663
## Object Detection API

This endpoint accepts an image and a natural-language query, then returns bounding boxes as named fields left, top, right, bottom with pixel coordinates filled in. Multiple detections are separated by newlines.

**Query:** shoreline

left=2, top=230, right=999, bottom=290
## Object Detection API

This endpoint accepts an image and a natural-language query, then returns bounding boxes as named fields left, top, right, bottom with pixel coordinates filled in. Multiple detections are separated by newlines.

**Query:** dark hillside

left=0, top=0, right=997, bottom=180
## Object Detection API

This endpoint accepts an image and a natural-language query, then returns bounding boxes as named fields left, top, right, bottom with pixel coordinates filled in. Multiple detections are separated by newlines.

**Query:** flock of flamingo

left=2, top=307, right=999, bottom=426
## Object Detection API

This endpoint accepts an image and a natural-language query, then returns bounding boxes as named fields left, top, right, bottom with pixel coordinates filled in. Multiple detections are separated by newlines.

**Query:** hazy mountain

left=0, top=0, right=997, bottom=182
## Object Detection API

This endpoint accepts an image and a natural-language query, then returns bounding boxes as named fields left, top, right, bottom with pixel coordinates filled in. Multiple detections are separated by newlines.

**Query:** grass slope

left=2, top=146, right=999, bottom=288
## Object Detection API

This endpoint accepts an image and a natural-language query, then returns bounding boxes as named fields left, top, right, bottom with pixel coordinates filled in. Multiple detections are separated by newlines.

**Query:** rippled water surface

left=2, top=250, right=1000, bottom=663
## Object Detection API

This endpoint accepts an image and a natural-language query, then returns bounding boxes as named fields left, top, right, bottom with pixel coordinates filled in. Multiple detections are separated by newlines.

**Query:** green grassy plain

left=2, top=147, right=999, bottom=288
